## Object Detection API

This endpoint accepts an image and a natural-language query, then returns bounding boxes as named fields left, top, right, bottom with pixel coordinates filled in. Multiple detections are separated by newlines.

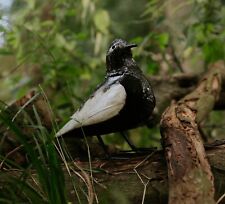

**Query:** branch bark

left=160, top=61, right=225, bottom=204
left=148, top=71, right=225, bottom=126
left=1, top=146, right=225, bottom=203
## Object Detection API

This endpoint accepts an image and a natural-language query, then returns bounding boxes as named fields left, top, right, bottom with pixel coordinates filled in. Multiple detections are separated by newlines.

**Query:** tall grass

left=0, top=90, right=95, bottom=203
left=0, top=101, right=68, bottom=203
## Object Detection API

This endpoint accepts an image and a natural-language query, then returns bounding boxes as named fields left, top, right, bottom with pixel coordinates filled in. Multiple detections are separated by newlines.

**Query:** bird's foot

left=97, top=147, right=157, bottom=160
left=120, top=147, right=157, bottom=154
left=97, top=153, right=131, bottom=160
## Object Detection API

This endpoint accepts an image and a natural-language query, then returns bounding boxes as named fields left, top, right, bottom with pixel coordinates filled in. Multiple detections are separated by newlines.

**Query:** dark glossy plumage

left=56, top=39, right=155, bottom=138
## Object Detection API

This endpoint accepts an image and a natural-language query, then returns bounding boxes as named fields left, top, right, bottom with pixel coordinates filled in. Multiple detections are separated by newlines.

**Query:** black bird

left=56, top=39, right=155, bottom=149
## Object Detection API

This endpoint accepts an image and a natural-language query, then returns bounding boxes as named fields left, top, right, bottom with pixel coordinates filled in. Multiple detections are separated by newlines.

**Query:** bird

left=56, top=39, right=155, bottom=151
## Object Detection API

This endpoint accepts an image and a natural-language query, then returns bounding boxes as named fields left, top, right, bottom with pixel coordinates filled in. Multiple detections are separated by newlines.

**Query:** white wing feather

left=56, top=82, right=126, bottom=137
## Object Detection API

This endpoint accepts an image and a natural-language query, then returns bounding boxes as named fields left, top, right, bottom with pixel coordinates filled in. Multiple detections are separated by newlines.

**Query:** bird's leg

left=96, top=135, right=110, bottom=158
left=120, top=131, right=157, bottom=153
left=96, top=135, right=131, bottom=160
left=120, top=131, right=137, bottom=150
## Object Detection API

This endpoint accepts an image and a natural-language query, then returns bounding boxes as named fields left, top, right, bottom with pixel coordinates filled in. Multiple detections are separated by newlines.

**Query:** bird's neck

left=106, top=56, right=135, bottom=72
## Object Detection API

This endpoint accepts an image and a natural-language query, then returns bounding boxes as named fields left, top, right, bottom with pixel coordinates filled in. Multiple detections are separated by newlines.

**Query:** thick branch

left=160, top=61, right=225, bottom=204
left=1, top=147, right=225, bottom=203
left=148, top=72, right=225, bottom=126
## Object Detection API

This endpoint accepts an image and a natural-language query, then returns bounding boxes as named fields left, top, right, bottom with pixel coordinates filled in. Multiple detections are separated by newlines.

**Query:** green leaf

left=155, top=33, right=169, bottom=50
left=147, top=62, right=159, bottom=75
left=0, top=24, right=6, bottom=32
left=94, top=9, right=110, bottom=34
left=203, top=39, right=225, bottom=63
left=55, top=33, right=75, bottom=51
left=131, top=36, right=144, bottom=44
left=0, top=48, right=13, bottom=55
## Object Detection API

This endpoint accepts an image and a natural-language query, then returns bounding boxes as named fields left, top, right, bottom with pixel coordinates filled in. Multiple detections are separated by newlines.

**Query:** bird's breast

left=117, top=73, right=155, bottom=125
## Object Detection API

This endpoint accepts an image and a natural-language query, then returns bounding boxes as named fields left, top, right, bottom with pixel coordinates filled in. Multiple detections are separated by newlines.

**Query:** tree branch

left=1, top=146, right=225, bottom=203
left=160, top=61, right=225, bottom=204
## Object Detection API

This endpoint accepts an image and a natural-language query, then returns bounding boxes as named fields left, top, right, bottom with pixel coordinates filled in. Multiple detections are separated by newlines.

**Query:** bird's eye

left=112, top=45, right=115, bottom=49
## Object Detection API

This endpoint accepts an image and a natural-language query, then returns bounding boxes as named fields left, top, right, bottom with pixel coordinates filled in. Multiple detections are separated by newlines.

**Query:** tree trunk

left=160, top=61, right=225, bottom=204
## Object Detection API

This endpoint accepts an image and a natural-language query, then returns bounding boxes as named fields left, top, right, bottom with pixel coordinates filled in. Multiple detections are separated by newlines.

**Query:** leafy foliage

left=185, top=0, right=225, bottom=63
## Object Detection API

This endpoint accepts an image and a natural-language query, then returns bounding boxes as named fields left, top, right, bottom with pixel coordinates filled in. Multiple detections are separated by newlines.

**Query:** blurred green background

left=1, top=0, right=225, bottom=148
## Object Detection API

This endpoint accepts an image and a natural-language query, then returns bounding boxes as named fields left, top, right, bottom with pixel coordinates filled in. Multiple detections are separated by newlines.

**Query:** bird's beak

left=126, top=43, right=137, bottom=49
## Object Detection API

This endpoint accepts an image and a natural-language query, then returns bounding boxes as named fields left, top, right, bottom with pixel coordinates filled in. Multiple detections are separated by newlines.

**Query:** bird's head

left=106, top=39, right=137, bottom=72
